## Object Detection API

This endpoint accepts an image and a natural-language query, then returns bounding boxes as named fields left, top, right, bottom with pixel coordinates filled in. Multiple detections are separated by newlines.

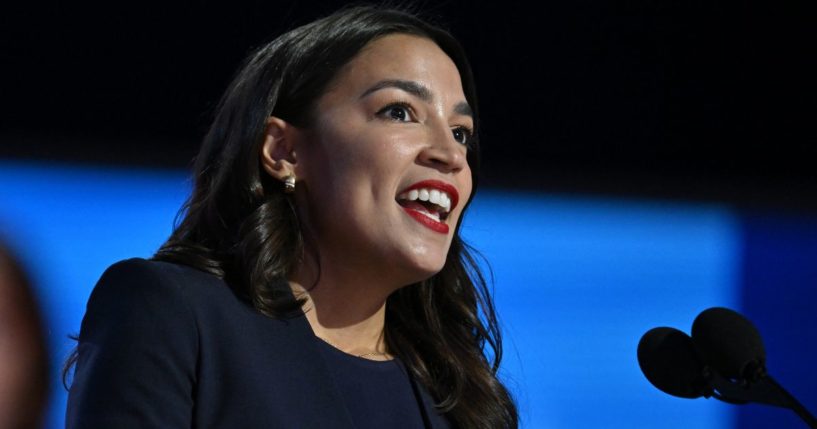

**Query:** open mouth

left=395, top=180, right=459, bottom=233
left=396, top=188, right=452, bottom=222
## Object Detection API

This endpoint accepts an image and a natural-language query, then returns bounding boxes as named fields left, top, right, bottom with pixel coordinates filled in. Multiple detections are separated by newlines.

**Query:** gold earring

left=283, top=175, right=296, bottom=193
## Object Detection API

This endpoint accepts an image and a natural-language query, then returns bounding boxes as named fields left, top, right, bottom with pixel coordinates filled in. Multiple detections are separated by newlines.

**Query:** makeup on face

left=293, top=34, right=474, bottom=283
left=396, top=180, right=459, bottom=234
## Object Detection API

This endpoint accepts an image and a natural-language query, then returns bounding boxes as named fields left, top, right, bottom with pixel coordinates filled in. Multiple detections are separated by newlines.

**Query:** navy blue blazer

left=66, top=258, right=451, bottom=428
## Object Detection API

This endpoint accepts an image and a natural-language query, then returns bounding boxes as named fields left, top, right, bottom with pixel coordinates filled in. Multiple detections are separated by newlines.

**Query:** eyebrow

left=360, top=79, right=473, bottom=118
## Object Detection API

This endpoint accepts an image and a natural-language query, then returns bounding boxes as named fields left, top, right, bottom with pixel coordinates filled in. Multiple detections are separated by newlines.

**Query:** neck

left=290, top=259, right=395, bottom=358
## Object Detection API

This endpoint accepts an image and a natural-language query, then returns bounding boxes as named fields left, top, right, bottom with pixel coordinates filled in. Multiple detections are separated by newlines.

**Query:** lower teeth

left=416, top=210, right=440, bottom=222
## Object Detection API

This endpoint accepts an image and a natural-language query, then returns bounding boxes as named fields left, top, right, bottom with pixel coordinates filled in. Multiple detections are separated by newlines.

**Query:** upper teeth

left=398, top=188, right=452, bottom=213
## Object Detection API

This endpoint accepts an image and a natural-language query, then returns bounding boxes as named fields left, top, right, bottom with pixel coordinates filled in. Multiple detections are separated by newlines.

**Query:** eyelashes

left=451, top=126, right=473, bottom=146
left=376, top=101, right=413, bottom=122
left=375, top=101, right=474, bottom=147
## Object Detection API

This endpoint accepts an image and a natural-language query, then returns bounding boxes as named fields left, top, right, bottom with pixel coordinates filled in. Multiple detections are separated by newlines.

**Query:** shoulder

left=69, top=258, right=212, bottom=427
left=87, top=258, right=232, bottom=317
left=79, top=258, right=212, bottom=345
left=93, top=257, right=221, bottom=296
left=79, top=257, right=239, bottom=355
left=81, top=257, right=308, bottom=358
left=85, top=258, right=291, bottom=340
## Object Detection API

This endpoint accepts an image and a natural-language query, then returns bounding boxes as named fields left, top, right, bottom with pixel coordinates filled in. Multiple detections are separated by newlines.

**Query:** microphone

left=638, top=307, right=817, bottom=428
left=637, top=327, right=708, bottom=399
left=691, top=307, right=766, bottom=382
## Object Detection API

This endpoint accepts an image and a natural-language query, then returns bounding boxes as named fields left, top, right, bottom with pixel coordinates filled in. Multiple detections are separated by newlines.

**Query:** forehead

left=322, top=34, right=466, bottom=102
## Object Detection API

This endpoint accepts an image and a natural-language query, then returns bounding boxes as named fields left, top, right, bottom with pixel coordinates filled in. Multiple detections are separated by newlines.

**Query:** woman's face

left=293, top=34, right=473, bottom=286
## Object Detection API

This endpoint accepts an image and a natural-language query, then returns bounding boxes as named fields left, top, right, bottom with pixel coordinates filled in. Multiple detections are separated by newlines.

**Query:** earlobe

left=260, top=116, right=298, bottom=181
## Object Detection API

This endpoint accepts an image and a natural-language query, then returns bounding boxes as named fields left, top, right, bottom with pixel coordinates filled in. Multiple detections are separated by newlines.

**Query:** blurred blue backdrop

left=1, top=160, right=814, bottom=429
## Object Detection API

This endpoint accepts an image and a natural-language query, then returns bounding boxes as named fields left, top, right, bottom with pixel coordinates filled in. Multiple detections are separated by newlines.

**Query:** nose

left=417, top=126, right=468, bottom=174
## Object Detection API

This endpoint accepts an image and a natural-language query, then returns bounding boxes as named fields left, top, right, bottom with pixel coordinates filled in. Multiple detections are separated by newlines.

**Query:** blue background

left=1, top=160, right=815, bottom=429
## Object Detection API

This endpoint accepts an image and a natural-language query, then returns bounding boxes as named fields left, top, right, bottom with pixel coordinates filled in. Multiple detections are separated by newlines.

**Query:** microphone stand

left=765, top=376, right=817, bottom=429
left=704, top=368, right=817, bottom=429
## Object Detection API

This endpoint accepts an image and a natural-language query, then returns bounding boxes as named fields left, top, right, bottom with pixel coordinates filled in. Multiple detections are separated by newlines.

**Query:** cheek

left=333, top=136, right=415, bottom=191
left=463, top=166, right=474, bottom=196
left=459, top=168, right=474, bottom=211
left=302, top=150, right=400, bottom=218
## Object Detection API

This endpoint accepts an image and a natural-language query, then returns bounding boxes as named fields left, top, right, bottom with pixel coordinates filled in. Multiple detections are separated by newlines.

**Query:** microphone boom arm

left=705, top=369, right=817, bottom=428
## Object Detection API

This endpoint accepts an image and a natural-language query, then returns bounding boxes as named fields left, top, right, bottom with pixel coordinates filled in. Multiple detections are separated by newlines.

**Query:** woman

left=66, top=5, right=517, bottom=428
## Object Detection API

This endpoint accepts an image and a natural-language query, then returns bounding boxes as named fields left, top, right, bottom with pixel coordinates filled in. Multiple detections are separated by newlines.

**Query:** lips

left=396, top=180, right=459, bottom=234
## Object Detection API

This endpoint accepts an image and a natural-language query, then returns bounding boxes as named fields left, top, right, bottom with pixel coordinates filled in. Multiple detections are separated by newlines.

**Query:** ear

left=260, top=116, right=299, bottom=181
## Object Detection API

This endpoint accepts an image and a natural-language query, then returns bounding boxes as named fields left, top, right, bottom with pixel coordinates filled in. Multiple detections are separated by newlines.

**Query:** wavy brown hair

left=150, top=5, right=515, bottom=428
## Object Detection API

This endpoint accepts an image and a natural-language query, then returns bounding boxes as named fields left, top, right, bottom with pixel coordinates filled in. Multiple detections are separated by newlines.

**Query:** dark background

left=3, top=0, right=815, bottom=210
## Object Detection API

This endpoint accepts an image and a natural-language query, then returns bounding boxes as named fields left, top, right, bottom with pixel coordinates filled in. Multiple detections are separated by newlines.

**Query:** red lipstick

left=403, top=207, right=450, bottom=234
left=397, top=180, right=459, bottom=234
left=399, top=180, right=459, bottom=211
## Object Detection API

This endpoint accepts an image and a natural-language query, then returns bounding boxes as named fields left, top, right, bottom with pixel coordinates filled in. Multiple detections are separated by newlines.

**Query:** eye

left=377, top=102, right=413, bottom=122
left=451, top=126, right=473, bottom=146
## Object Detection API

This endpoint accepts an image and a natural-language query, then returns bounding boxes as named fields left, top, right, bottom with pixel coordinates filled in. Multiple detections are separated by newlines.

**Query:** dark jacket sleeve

left=66, top=259, right=198, bottom=429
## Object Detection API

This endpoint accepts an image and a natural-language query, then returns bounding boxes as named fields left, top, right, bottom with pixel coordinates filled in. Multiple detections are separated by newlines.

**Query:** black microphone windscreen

left=637, top=327, right=708, bottom=399
left=691, top=307, right=766, bottom=381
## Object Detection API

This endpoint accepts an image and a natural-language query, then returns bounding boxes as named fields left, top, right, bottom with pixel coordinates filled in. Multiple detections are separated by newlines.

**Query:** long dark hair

left=137, top=5, right=515, bottom=428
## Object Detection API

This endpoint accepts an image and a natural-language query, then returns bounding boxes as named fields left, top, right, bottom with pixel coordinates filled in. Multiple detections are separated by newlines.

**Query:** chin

left=399, top=255, right=448, bottom=285
left=386, top=240, right=453, bottom=286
